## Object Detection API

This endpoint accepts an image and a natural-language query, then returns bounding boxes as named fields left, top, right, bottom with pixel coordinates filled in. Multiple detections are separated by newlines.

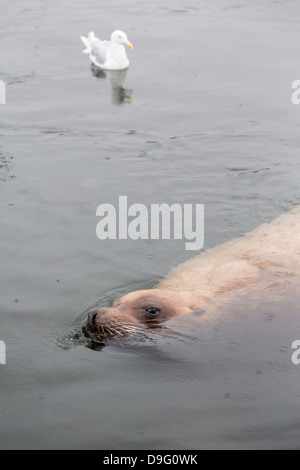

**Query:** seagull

left=80, top=30, right=133, bottom=71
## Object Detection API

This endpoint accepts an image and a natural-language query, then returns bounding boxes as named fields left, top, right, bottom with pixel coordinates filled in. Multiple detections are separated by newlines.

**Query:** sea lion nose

left=87, top=310, right=98, bottom=328
left=87, top=308, right=108, bottom=327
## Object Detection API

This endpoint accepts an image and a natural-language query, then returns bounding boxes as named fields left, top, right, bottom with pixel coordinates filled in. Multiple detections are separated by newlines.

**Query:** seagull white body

left=80, top=30, right=133, bottom=71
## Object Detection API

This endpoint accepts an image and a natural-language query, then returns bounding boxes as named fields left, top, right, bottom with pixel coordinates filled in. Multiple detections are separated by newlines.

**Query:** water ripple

left=158, top=371, right=204, bottom=396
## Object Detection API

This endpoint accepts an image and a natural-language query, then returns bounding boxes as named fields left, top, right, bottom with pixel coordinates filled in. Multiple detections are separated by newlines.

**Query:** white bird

left=80, top=30, right=133, bottom=71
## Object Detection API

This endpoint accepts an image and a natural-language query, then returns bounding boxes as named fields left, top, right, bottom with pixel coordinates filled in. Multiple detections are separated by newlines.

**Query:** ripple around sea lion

left=52, top=326, right=88, bottom=350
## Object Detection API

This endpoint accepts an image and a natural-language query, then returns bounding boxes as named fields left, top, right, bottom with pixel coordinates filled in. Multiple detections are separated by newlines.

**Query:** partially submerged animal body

left=86, top=206, right=300, bottom=343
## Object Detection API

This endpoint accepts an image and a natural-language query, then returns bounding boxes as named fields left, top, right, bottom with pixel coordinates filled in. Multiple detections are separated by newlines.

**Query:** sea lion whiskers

left=91, top=316, right=145, bottom=340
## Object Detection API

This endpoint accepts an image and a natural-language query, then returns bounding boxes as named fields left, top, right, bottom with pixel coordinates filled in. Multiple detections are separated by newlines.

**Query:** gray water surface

left=1, top=0, right=300, bottom=450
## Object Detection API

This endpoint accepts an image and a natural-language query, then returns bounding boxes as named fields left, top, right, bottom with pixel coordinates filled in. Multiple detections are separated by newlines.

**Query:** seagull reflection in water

left=91, top=65, right=133, bottom=105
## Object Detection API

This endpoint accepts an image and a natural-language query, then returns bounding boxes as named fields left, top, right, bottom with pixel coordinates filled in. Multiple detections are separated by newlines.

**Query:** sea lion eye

left=146, top=307, right=160, bottom=316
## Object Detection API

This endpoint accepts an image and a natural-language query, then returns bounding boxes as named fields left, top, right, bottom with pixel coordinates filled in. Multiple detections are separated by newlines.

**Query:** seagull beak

left=126, top=41, right=133, bottom=49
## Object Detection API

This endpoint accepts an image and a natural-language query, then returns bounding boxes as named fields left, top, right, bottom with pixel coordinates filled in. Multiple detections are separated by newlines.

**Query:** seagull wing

left=90, top=40, right=110, bottom=67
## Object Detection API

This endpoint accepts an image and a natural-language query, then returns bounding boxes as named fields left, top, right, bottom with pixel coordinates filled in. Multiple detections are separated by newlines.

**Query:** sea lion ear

left=191, top=308, right=205, bottom=317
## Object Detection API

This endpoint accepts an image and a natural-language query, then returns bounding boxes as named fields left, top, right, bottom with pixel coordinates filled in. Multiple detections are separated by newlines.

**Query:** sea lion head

left=85, top=289, right=197, bottom=342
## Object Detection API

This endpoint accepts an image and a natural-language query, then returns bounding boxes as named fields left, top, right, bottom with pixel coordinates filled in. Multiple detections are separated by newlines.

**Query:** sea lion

left=86, top=205, right=300, bottom=342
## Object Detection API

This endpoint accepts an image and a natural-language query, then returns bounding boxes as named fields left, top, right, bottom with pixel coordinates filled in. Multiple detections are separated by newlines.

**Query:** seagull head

left=111, top=30, right=133, bottom=49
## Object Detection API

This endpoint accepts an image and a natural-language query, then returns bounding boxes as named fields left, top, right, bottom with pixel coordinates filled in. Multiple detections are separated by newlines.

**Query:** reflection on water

left=91, top=65, right=133, bottom=105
